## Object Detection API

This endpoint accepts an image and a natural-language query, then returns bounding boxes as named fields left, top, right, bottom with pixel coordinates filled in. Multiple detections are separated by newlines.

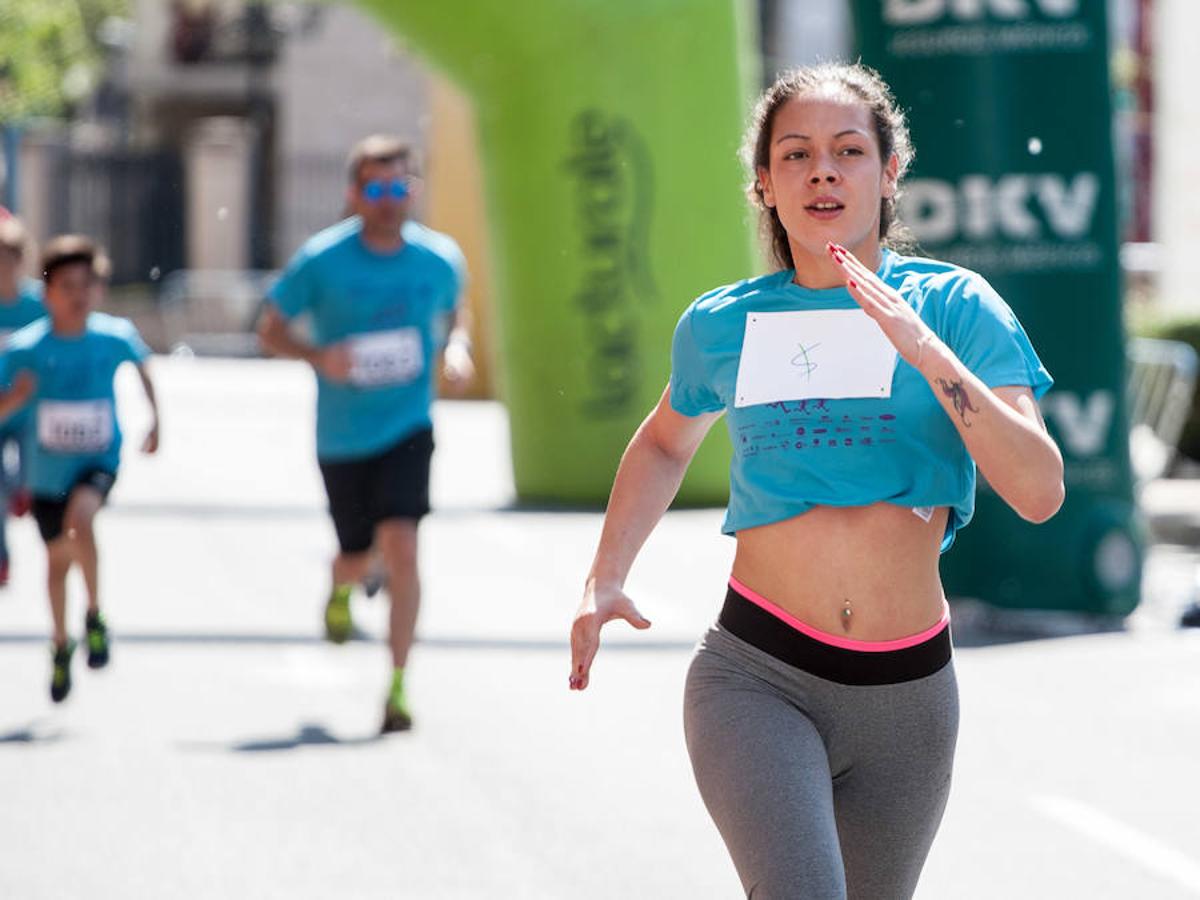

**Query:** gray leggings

left=684, top=624, right=959, bottom=899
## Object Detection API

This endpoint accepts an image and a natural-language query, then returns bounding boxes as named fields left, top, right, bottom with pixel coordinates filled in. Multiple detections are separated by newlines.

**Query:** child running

left=0, top=235, right=159, bottom=702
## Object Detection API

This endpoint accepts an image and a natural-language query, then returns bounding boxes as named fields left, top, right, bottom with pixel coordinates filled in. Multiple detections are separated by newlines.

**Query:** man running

left=258, top=134, right=474, bottom=734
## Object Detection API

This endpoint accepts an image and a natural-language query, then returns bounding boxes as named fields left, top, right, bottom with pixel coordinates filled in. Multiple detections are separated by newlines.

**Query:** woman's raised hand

left=828, top=242, right=938, bottom=369
left=569, top=579, right=652, bottom=691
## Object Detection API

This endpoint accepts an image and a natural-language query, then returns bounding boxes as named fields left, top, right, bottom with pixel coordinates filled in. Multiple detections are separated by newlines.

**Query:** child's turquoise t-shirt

left=268, top=218, right=465, bottom=462
left=0, top=277, right=47, bottom=435
left=0, top=277, right=45, bottom=335
left=0, top=313, right=150, bottom=497
left=669, top=249, right=1053, bottom=551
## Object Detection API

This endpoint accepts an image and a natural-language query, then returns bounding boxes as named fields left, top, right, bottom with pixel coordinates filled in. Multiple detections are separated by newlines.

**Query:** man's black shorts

left=318, top=428, right=434, bottom=555
left=32, top=469, right=117, bottom=544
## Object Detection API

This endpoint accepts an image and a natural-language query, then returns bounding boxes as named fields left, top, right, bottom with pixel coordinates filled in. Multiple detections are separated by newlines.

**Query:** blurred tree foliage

left=0, top=0, right=130, bottom=121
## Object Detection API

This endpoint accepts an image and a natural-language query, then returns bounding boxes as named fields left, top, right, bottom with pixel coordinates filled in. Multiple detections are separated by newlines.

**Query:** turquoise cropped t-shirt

left=669, top=250, right=1053, bottom=551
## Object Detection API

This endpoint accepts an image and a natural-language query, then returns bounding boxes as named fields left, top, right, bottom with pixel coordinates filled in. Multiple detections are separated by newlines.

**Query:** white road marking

left=1030, top=793, right=1200, bottom=896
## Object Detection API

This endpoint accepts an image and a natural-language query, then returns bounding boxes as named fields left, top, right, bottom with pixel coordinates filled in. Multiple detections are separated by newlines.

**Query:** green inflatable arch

left=356, top=0, right=758, bottom=504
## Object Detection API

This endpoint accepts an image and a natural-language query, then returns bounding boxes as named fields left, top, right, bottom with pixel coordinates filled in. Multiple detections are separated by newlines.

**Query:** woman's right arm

left=569, top=385, right=722, bottom=690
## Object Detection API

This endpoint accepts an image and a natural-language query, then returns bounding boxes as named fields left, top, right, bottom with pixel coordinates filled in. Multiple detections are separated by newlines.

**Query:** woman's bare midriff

left=731, top=503, right=949, bottom=641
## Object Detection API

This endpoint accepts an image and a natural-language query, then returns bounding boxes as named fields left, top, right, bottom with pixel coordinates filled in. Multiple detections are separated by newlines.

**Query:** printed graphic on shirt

left=735, top=402, right=901, bottom=458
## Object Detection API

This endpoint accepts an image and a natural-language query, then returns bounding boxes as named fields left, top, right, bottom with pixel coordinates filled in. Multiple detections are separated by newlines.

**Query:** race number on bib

left=348, top=328, right=424, bottom=387
left=734, top=310, right=897, bottom=408
left=37, top=400, right=114, bottom=453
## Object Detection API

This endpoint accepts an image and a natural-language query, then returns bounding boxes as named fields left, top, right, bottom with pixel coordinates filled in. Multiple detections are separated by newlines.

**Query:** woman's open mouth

left=804, top=198, right=845, bottom=220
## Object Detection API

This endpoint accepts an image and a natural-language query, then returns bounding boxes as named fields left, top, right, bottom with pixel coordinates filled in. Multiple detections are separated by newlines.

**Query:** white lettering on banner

left=901, top=173, right=1099, bottom=243
left=1038, top=175, right=1099, bottom=237
left=884, top=0, right=1079, bottom=25
left=348, top=328, right=424, bottom=387
left=37, top=400, right=114, bottom=454
left=935, top=241, right=1102, bottom=273
left=1041, top=391, right=1113, bottom=458
left=904, top=180, right=957, bottom=242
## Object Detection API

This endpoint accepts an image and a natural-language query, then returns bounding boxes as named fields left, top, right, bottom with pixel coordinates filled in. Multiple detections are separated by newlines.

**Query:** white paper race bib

left=348, top=328, right=424, bottom=387
left=734, top=310, right=897, bottom=408
left=37, top=400, right=114, bottom=453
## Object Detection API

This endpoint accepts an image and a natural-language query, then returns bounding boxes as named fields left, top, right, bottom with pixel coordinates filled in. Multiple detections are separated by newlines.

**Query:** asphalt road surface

left=1, top=358, right=1197, bottom=899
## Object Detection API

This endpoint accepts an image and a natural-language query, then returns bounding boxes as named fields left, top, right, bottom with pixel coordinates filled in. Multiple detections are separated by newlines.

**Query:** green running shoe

left=323, top=584, right=353, bottom=644
left=380, top=698, right=412, bottom=734
left=380, top=669, right=412, bottom=734
left=50, top=640, right=76, bottom=703
left=85, top=610, right=110, bottom=669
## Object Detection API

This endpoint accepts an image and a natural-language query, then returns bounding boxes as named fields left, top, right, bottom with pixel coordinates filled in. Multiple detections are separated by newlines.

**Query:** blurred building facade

left=14, top=0, right=432, bottom=284
left=1152, top=0, right=1198, bottom=313
left=2, top=0, right=1189, bottom=321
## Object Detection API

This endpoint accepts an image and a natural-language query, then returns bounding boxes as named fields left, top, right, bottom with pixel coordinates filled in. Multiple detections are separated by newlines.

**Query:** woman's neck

left=790, top=240, right=883, bottom=290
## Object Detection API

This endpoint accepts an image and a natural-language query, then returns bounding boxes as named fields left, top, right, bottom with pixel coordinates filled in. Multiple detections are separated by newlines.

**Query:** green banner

left=852, top=0, right=1141, bottom=614
left=355, top=0, right=759, bottom=504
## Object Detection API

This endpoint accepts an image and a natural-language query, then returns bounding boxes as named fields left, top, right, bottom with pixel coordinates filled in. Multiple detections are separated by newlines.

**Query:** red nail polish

left=849, top=279, right=857, bottom=288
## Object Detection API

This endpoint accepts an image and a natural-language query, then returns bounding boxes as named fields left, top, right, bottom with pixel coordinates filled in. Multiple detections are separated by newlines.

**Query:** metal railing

left=157, top=269, right=279, bottom=356
left=1127, top=336, right=1199, bottom=482
left=50, top=147, right=185, bottom=286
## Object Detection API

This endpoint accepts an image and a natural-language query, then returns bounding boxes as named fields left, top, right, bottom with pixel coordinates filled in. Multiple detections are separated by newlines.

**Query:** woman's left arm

left=831, top=244, right=1064, bottom=523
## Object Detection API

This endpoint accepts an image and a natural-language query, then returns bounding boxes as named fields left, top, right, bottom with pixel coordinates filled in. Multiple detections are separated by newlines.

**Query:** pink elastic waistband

left=727, top=576, right=950, bottom=653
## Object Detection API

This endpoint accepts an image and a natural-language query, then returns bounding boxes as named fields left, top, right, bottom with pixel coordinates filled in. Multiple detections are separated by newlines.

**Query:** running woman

left=258, top=135, right=474, bottom=734
left=0, top=235, right=159, bottom=702
left=0, top=216, right=47, bottom=585
left=570, top=64, right=1063, bottom=899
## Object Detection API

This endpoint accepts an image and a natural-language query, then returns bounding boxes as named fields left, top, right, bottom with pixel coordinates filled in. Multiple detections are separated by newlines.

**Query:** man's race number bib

left=37, top=400, right=114, bottom=453
left=348, top=328, right=424, bottom=387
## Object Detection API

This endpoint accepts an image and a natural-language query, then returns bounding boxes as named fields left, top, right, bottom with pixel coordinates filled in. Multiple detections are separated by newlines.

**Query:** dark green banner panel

left=852, top=0, right=1141, bottom=614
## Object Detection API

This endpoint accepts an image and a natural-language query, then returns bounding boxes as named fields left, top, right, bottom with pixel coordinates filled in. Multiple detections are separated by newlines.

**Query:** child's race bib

left=37, top=400, right=114, bottom=453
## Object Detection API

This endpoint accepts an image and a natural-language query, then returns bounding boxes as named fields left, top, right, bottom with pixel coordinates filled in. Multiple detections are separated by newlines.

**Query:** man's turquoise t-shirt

left=669, top=249, right=1053, bottom=551
left=268, top=218, right=465, bottom=461
left=0, top=313, right=150, bottom=497
left=0, top=277, right=47, bottom=435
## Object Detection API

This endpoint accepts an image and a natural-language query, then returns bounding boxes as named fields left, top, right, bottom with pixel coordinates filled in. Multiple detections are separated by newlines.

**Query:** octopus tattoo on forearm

left=936, top=378, right=981, bottom=427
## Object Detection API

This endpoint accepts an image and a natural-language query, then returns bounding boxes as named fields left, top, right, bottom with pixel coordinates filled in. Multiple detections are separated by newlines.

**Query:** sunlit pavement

left=1, top=357, right=1197, bottom=899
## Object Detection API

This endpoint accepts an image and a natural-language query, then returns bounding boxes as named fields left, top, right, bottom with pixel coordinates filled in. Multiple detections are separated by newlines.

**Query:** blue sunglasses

left=361, top=178, right=411, bottom=202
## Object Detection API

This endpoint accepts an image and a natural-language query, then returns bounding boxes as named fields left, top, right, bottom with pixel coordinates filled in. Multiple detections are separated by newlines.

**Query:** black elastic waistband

left=717, top=585, right=951, bottom=686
